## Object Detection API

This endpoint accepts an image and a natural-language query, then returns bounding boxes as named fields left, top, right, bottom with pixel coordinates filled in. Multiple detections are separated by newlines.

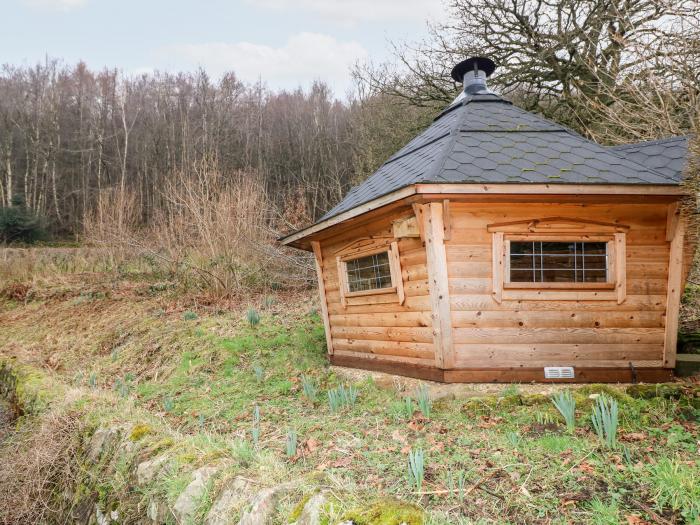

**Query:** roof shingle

left=320, top=93, right=686, bottom=221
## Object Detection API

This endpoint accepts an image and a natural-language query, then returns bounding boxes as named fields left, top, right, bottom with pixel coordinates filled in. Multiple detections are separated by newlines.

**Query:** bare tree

left=356, top=0, right=700, bottom=141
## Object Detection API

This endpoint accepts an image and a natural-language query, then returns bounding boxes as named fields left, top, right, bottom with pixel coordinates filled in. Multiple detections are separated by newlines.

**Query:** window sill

left=345, top=286, right=397, bottom=298
left=504, top=282, right=616, bottom=290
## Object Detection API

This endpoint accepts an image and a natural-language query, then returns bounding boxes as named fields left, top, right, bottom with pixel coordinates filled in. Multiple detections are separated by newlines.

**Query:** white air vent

left=544, top=366, right=575, bottom=379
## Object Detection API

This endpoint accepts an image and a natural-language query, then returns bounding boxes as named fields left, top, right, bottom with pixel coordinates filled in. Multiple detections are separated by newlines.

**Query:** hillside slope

left=1, top=268, right=699, bottom=524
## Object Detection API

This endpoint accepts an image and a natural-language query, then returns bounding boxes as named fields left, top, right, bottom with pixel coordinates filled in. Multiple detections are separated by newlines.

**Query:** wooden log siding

left=314, top=200, right=680, bottom=381
left=320, top=214, right=435, bottom=367
left=448, top=202, right=670, bottom=370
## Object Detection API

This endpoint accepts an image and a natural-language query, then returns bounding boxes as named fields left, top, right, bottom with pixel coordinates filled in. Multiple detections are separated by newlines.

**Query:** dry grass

left=82, top=162, right=312, bottom=296
left=0, top=407, right=85, bottom=525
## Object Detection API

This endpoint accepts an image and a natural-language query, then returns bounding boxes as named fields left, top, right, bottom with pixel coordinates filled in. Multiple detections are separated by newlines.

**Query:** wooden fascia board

left=280, top=183, right=685, bottom=249
left=414, top=183, right=687, bottom=196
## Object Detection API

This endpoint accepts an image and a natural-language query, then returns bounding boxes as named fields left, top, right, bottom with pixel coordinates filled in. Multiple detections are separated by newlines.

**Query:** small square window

left=345, top=251, right=393, bottom=292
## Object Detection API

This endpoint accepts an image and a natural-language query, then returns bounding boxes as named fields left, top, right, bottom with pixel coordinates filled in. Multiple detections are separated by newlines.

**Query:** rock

left=173, top=466, right=220, bottom=523
left=295, top=491, right=327, bottom=525
left=137, top=455, right=169, bottom=486
left=87, top=427, right=120, bottom=462
left=95, top=505, right=110, bottom=525
left=205, top=476, right=253, bottom=525
left=237, top=483, right=293, bottom=525
left=147, top=499, right=170, bottom=524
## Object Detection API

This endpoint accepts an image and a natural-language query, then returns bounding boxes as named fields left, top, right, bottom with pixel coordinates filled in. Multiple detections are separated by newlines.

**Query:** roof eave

left=279, top=182, right=687, bottom=250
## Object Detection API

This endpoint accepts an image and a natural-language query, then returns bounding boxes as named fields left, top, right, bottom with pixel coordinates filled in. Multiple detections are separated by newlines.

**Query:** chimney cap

left=451, top=56, right=496, bottom=82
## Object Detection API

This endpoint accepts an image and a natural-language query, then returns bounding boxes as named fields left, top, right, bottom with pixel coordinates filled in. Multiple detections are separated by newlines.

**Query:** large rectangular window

left=345, top=251, right=393, bottom=292
left=509, top=241, right=608, bottom=283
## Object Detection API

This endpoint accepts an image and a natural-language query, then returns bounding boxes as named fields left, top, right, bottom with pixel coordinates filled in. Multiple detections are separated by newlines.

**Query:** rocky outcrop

left=292, top=491, right=328, bottom=525
left=87, top=427, right=121, bottom=462
left=205, top=476, right=253, bottom=525
left=237, top=482, right=293, bottom=525
left=173, top=465, right=221, bottom=523
left=136, top=455, right=169, bottom=486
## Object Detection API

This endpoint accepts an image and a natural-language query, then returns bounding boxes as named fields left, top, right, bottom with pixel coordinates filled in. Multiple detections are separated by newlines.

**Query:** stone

left=173, top=466, right=220, bottom=523
left=237, top=483, right=293, bottom=525
left=147, top=499, right=170, bottom=524
left=295, top=491, right=327, bottom=525
left=95, top=505, right=110, bottom=525
left=87, top=427, right=120, bottom=462
left=136, top=455, right=170, bottom=486
left=205, top=476, right=253, bottom=525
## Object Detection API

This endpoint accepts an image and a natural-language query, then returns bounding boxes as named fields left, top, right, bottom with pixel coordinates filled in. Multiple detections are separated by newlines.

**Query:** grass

left=1, top=259, right=700, bottom=523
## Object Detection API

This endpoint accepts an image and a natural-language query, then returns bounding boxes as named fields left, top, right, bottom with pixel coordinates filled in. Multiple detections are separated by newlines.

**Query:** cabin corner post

left=419, top=202, right=455, bottom=369
left=310, top=241, right=334, bottom=356
left=664, top=217, right=686, bottom=369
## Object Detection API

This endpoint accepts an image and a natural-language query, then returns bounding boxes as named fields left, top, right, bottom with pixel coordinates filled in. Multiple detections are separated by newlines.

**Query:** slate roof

left=609, top=136, right=690, bottom=183
left=320, top=92, right=685, bottom=222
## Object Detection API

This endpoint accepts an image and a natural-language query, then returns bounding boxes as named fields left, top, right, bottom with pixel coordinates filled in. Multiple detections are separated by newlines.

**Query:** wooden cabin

left=281, top=57, right=693, bottom=383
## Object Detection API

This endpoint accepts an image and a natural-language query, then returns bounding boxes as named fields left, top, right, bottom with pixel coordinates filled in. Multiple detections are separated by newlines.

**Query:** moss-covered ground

left=1, top=270, right=699, bottom=524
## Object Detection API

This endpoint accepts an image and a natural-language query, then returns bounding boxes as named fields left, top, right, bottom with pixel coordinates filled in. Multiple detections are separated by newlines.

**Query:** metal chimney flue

left=451, top=56, right=496, bottom=95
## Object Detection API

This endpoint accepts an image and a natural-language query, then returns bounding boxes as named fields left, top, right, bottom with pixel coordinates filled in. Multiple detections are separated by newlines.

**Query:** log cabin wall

left=446, top=202, right=671, bottom=377
left=317, top=210, right=439, bottom=376
left=314, top=198, right=682, bottom=382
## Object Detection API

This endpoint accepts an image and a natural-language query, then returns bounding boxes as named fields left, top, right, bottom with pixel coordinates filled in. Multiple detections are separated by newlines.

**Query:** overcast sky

left=3, top=0, right=446, bottom=97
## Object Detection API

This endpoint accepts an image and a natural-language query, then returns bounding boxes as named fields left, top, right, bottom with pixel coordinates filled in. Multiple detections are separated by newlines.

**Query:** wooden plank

left=392, top=216, right=420, bottom=238
left=666, top=202, right=680, bottom=241
left=449, top=294, right=667, bottom=312
left=333, top=349, right=436, bottom=367
left=443, top=199, right=452, bottom=240
left=411, top=203, right=426, bottom=242
left=311, top=241, right=334, bottom=355
left=443, top=367, right=672, bottom=383
left=330, top=354, right=445, bottom=382
left=451, top=310, right=665, bottom=329
left=336, top=256, right=347, bottom=308
left=330, top=326, right=434, bottom=343
left=420, top=202, right=455, bottom=368
left=329, top=355, right=672, bottom=383
left=329, top=312, right=432, bottom=327
left=453, top=344, right=663, bottom=366
left=453, top=327, right=665, bottom=345
left=415, top=183, right=686, bottom=196
left=332, top=339, right=435, bottom=359
left=664, top=218, right=685, bottom=368
left=487, top=216, right=630, bottom=232
left=389, top=241, right=405, bottom=305
left=491, top=232, right=504, bottom=304
left=615, top=232, right=627, bottom=304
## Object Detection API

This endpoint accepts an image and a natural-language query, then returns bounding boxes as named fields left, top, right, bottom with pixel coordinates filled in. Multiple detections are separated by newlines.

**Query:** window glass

left=345, top=251, right=393, bottom=292
left=509, top=241, right=608, bottom=283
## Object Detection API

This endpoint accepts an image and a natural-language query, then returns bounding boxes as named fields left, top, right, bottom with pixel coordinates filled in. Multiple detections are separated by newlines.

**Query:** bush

left=0, top=196, right=47, bottom=244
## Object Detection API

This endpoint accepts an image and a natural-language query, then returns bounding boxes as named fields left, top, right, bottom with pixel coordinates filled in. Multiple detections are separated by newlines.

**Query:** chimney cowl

left=451, top=56, right=496, bottom=95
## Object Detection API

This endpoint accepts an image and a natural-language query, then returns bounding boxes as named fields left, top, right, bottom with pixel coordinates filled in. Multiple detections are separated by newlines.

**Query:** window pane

left=510, top=254, right=534, bottom=269
left=509, top=241, right=608, bottom=283
left=583, top=242, right=607, bottom=254
left=510, top=242, right=535, bottom=254
left=346, top=251, right=393, bottom=293
left=540, top=241, right=575, bottom=254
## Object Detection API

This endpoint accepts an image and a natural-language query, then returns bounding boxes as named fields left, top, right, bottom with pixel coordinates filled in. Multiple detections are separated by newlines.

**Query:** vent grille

left=544, top=366, right=575, bottom=379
